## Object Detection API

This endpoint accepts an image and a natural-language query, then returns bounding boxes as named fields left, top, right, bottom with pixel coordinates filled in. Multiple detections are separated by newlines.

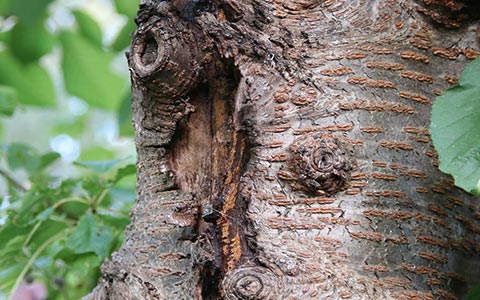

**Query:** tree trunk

left=87, top=1, right=480, bottom=299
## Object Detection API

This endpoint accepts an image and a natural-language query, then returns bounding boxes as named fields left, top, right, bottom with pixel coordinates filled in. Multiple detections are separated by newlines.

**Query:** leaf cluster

left=0, top=143, right=135, bottom=299
left=0, top=0, right=139, bottom=298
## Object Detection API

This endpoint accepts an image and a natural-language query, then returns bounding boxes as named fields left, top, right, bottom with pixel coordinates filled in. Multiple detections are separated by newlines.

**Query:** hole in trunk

left=140, top=32, right=158, bottom=66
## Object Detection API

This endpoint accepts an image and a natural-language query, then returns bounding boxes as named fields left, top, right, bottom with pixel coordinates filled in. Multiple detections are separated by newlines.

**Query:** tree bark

left=87, top=1, right=480, bottom=299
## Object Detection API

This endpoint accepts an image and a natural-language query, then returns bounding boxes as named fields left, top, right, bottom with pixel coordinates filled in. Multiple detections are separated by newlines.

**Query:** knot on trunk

left=129, top=15, right=207, bottom=98
left=288, top=133, right=355, bottom=195
left=223, top=265, right=283, bottom=300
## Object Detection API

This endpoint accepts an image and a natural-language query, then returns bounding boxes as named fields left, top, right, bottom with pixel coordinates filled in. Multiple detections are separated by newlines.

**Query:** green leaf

left=53, top=241, right=75, bottom=261
left=0, top=264, right=23, bottom=290
left=0, top=235, right=26, bottom=259
left=111, top=164, right=136, bottom=184
left=96, top=209, right=130, bottom=228
left=110, top=20, right=136, bottom=51
left=66, top=214, right=114, bottom=258
left=0, top=85, right=17, bottom=116
left=9, top=18, right=55, bottom=63
left=6, top=143, right=40, bottom=172
left=74, top=157, right=129, bottom=173
left=51, top=115, right=87, bottom=137
left=459, top=57, right=480, bottom=87
left=466, top=284, right=480, bottom=300
left=0, top=51, right=56, bottom=107
left=0, top=220, right=30, bottom=247
left=72, top=10, right=103, bottom=47
left=60, top=31, right=126, bottom=110
left=118, top=91, right=134, bottom=136
left=107, top=187, right=135, bottom=211
left=79, top=175, right=104, bottom=197
left=0, top=0, right=10, bottom=16
left=62, top=201, right=89, bottom=219
left=62, top=253, right=103, bottom=298
left=15, top=187, right=41, bottom=225
left=79, top=146, right=115, bottom=161
left=0, top=26, right=12, bottom=43
left=19, top=61, right=56, bottom=106
left=9, top=0, right=53, bottom=25
left=39, top=152, right=60, bottom=169
left=431, top=57, right=480, bottom=194
left=35, top=207, right=54, bottom=222
left=27, top=219, right=68, bottom=250
left=113, top=0, right=139, bottom=19
left=68, top=253, right=102, bottom=278
left=18, top=61, right=56, bottom=106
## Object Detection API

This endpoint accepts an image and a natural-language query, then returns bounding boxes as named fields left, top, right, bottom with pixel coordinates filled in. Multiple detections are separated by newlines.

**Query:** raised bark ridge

left=87, top=1, right=480, bottom=299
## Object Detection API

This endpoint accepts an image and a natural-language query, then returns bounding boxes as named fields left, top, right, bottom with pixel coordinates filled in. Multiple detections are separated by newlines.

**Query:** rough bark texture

left=87, top=1, right=480, bottom=299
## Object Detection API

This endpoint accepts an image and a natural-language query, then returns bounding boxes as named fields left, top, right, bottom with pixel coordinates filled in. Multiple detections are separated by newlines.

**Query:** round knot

left=312, top=147, right=336, bottom=172
left=223, top=265, right=282, bottom=300
left=131, top=27, right=165, bottom=78
left=289, top=133, right=355, bottom=195
left=235, top=274, right=263, bottom=298
left=129, top=16, right=205, bottom=98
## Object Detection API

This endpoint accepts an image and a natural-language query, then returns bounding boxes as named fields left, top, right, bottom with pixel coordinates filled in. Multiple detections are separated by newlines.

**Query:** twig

left=0, top=168, right=27, bottom=192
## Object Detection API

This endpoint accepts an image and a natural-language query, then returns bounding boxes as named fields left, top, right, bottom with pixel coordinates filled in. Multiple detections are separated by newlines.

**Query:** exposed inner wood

left=169, top=60, right=251, bottom=297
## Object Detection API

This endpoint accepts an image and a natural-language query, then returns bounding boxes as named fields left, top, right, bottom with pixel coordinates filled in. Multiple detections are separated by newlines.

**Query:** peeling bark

left=87, top=0, right=480, bottom=299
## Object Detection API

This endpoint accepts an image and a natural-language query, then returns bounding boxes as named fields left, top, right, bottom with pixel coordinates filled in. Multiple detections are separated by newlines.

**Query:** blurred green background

left=0, top=0, right=139, bottom=299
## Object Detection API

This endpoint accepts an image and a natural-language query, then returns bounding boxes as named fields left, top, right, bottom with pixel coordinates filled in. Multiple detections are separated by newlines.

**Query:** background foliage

left=431, top=57, right=480, bottom=196
left=0, top=0, right=138, bottom=299
left=430, top=57, right=480, bottom=299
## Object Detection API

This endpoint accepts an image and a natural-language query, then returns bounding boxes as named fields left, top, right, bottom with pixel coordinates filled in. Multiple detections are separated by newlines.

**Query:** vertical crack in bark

left=168, top=58, right=254, bottom=299
left=202, top=60, right=254, bottom=299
